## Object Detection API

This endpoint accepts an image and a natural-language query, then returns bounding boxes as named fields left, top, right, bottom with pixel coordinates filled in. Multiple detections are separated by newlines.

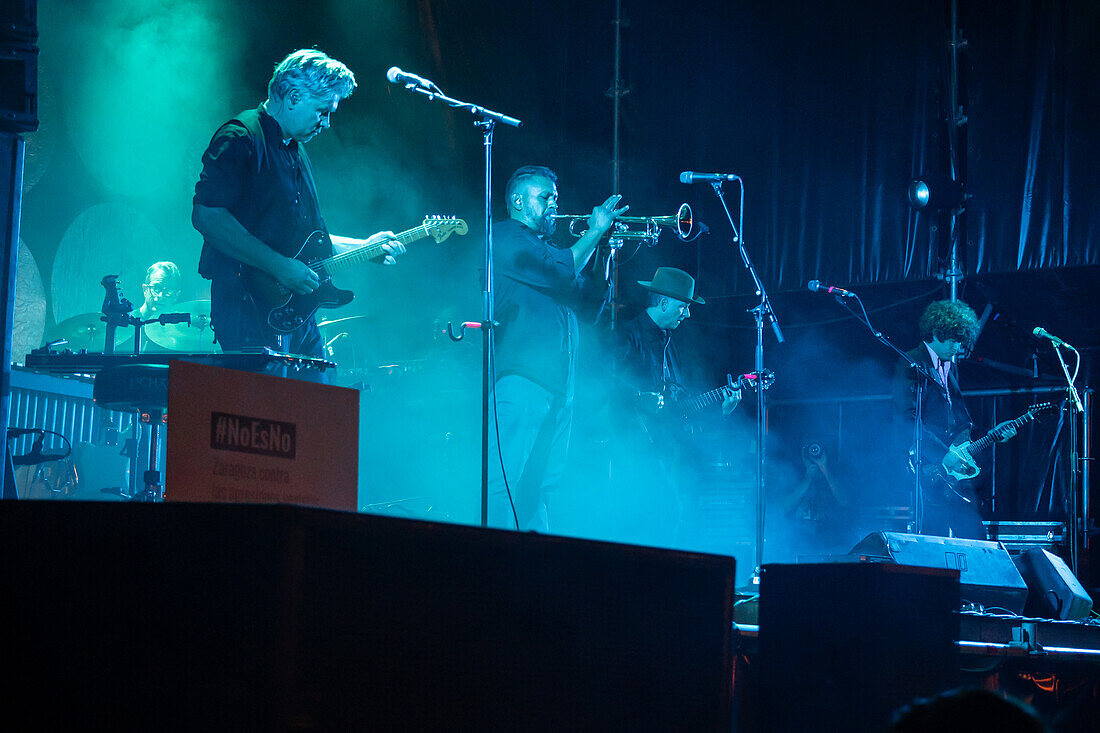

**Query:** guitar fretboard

left=678, top=387, right=726, bottom=418
left=968, top=407, right=1049, bottom=455
left=320, top=224, right=435, bottom=274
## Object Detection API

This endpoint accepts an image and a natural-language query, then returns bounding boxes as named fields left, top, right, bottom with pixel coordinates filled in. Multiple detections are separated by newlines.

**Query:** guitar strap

left=229, top=111, right=318, bottom=344
left=236, top=110, right=325, bottom=247
left=659, top=331, right=686, bottom=401
left=661, top=333, right=672, bottom=390
left=233, top=109, right=266, bottom=176
left=296, top=146, right=320, bottom=216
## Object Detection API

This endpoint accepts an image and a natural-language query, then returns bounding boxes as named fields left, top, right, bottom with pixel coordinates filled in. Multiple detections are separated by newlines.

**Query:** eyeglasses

left=144, top=283, right=179, bottom=297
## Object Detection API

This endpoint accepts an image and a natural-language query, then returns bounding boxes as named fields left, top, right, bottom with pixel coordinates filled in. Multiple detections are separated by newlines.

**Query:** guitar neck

left=680, top=386, right=724, bottom=418
left=319, top=224, right=431, bottom=273
left=968, top=412, right=1034, bottom=455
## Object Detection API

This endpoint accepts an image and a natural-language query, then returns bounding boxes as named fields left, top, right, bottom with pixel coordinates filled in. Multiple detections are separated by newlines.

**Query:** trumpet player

left=488, top=165, right=629, bottom=531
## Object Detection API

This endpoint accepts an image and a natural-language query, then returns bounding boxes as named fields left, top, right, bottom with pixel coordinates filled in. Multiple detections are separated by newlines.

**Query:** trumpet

left=552, top=202, right=694, bottom=246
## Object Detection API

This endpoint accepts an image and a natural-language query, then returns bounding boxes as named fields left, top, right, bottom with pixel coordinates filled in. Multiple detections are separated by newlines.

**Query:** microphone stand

left=395, top=80, right=521, bottom=527
left=1048, top=340, right=1084, bottom=574
left=829, top=293, right=947, bottom=534
left=708, top=180, right=782, bottom=578
left=100, top=275, right=140, bottom=354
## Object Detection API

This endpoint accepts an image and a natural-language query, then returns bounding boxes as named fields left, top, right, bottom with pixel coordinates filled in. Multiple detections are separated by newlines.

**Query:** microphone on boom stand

left=807, top=280, right=856, bottom=298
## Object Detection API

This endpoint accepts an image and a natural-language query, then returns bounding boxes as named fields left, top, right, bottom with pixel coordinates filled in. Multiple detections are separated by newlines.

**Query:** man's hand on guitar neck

left=720, top=385, right=742, bottom=415
left=331, top=231, right=406, bottom=265
left=990, top=421, right=1018, bottom=443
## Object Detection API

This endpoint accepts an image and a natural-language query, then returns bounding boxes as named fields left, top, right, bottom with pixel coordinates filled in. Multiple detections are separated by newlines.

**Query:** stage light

left=907, top=174, right=965, bottom=212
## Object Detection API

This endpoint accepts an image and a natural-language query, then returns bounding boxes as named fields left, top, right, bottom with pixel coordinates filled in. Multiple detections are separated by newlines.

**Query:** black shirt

left=616, top=310, right=686, bottom=402
left=194, top=105, right=327, bottom=280
left=492, top=218, right=581, bottom=397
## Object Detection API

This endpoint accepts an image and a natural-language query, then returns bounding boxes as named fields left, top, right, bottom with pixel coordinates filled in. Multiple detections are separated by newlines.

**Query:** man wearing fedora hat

left=618, top=267, right=740, bottom=415
left=606, top=267, right=741, bottom=545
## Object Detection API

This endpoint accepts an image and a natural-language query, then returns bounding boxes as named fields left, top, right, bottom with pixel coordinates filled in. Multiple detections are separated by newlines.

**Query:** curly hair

left=918, top=299, right=979, bottom=347
left=268, top=49, right=356, bottom=103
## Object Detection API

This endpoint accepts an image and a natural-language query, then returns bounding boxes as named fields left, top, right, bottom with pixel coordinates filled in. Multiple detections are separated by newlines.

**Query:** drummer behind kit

left=44, top=274, right=217, bottom=355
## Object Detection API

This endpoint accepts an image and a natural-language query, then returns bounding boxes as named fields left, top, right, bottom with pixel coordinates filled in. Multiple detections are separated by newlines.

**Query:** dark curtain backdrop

left=966, top=0, right=1100, bottom=274
left=618, top=0, right=946, bottom=297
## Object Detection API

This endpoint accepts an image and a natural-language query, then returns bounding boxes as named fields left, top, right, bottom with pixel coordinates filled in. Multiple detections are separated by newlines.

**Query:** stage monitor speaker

left=849, top=531, right=1029, bottom=614
left=0, top=1, right=38, bottom=134
left=759, top=562, right=960, bottom=733
left=0, top=501, right=735, bottom=729
left=1013, top=547, right=1093, bottom=620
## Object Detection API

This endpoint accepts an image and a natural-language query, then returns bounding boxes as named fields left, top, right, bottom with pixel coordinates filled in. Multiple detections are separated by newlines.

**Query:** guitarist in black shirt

left=192, top=49, right=404, bottom=364
left=605, top=268, right=741, bottom=545
left=614, top=268, right=741, bottom=426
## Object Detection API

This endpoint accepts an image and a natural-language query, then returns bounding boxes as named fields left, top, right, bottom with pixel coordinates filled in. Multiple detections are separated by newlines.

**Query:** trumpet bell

left=621, top=202, right=693, bottom=241
left=660, top=202, right=692, bottom=240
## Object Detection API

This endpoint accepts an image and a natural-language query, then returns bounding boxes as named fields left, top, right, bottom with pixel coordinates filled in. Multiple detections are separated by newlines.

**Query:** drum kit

left=28, top=299, right=215, bottom=502
left=46, top=299, right=217, bottom=354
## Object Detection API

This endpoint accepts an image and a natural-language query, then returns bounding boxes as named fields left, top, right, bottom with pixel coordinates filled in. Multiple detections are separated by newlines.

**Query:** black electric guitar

left=911, top=402, right=1055, bottom=506
left=245, top=216, right=468, bottom=333
left=673, top=371, right=772, bottom=420
left=637, top=372, right=769, bottom=442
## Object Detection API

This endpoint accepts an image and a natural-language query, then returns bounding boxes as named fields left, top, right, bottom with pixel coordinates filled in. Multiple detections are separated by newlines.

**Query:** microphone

left=680, top=171, right=741, bottom=184
left=1033, top=326, right=1073, bottom=349
left=807, top=280, right=856, bottom=298
left=386, top=67, right=436, bottom=90
left=6, top=427, right=42, bottom=438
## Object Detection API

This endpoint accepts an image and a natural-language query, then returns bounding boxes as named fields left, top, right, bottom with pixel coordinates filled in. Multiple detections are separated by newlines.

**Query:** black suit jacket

left=892, top=344, right=972, bottom=447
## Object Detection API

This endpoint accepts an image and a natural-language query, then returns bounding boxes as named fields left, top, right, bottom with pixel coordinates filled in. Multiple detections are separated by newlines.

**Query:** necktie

left=937, top=358, right=952, bottom=405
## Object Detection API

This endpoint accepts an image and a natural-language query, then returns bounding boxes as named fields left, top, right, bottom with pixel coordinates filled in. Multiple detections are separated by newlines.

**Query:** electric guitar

left=673, top=371, right=773, bottom=420
left=911, top=402, right=1055, bottom=505
left=245, top=216, right=468, bottom=333
left=637, top=372, right=769, bottom=442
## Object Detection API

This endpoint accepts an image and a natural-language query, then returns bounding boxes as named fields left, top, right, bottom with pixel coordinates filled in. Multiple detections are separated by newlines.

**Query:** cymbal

left=144, top=313, right=216, bottom=353
left=169, top=299, right=212, bottom=317
left=143, top=300, right=215, bottom=352
left=144, top=323, right=217, bottom=352
left=46, top=313, right=132, bottom=351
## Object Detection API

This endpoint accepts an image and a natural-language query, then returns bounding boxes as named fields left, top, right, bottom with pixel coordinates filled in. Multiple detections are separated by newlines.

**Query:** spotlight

left=907, top=174, right=965, bottom=212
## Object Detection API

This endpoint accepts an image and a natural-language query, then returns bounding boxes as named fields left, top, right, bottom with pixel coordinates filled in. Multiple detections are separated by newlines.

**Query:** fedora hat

left=637, top=267, right=705, bottom=305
